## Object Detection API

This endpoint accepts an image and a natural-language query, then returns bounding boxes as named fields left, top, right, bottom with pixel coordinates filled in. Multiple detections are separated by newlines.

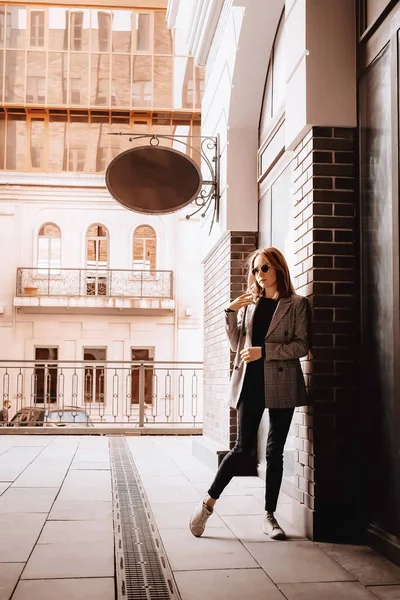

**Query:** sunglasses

left=252, top=264, right=270, bottom=276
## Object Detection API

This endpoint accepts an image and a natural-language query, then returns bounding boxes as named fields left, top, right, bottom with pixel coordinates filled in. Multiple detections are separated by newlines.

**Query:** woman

left=190, top=247, right=309, bottom=539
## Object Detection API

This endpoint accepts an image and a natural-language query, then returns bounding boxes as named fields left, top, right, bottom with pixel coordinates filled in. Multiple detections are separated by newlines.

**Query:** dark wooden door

left=359, top=1, right=400, bottom=546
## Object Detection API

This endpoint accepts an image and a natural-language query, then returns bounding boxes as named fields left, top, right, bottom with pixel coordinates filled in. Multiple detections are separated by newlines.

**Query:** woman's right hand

left=227, top=293, right=255, bottom=312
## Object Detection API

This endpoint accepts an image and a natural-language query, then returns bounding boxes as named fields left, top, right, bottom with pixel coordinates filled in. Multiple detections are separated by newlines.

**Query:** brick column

left=291, top=127, right=360, bottom=541
left=193, top=231, right=257, bottom=468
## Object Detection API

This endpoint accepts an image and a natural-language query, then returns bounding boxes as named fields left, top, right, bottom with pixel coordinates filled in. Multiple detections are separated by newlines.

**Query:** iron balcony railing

left=16, top=268, right=173, bottom=299
left=0, top=360, right=203, bottom=429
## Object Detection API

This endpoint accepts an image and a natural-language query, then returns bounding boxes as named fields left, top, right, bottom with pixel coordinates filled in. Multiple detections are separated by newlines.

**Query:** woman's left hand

left=240, top=347, right=262, bottom=364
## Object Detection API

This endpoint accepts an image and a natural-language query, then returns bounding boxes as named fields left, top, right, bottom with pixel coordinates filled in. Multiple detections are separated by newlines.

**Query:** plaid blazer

left=225, top=294, right=309, bottom=409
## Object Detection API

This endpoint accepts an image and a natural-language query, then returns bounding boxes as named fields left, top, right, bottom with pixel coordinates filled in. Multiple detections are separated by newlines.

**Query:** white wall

left=285, top=0, right=357, bottom=149
left=174, top=213, right=204, bottom=362
left=13, top=314, right=175, bottom=361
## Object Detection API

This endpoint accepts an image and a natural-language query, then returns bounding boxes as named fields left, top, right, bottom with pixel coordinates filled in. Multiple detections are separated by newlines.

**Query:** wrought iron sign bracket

left=109, top=132, right=220, bottom=232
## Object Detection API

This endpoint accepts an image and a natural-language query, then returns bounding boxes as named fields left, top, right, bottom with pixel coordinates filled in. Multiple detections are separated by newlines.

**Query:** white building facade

left=0, top=176, right=203, bottom=364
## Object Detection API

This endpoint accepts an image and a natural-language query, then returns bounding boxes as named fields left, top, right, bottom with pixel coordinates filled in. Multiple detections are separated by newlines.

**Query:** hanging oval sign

left=105, top=145, right=203, bottom=215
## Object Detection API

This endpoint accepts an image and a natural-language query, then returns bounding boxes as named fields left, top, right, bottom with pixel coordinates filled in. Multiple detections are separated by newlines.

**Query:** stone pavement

left=1, top=435, right=400, bottom=600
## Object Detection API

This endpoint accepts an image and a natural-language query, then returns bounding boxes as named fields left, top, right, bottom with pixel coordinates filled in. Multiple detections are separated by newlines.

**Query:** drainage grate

left=109, top=437, right=181, bottom=600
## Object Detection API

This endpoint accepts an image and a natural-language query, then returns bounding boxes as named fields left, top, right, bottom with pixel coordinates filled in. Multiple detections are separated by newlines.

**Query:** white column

left=285, top=0, right=357, bottom=149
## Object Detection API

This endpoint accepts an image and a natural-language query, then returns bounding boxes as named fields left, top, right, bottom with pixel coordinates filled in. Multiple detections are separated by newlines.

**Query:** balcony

left=14, top=268, right=175, bottom=314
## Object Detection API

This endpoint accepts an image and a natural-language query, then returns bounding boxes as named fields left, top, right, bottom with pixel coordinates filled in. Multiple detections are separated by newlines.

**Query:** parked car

left=8, top=406, right=94, bottom=427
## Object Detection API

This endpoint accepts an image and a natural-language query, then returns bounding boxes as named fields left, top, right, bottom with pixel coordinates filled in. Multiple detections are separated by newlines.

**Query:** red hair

left=247, top=247, right=295, bottom=298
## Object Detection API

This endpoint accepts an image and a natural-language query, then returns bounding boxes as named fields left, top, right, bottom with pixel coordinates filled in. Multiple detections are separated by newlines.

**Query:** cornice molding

left=9, top=0, right=168, bottom=7
left=207, top=0, right=233, bottom=71
left=166, top=0, right=180, bottom=28
left=167, top=0, right=224, bottom=65
left=0, top=172, right=105, bottom=188
left=188, top=0, right=225, bottom=66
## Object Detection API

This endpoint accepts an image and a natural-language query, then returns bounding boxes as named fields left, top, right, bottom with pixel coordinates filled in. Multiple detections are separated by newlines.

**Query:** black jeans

left=208, top=388, right=294, bottom=512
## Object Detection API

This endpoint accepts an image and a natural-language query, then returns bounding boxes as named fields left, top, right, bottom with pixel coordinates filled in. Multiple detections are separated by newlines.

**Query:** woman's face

left=252, top=254, right=277, bottom=290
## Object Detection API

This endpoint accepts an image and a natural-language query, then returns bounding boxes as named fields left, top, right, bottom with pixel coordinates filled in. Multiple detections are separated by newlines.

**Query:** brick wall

left=203, top=230, right=257, bottom=450
left=292, top=126, right=360, bottom=540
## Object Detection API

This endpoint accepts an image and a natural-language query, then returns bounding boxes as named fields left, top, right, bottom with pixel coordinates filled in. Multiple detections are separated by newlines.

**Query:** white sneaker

left=190, top=497, right=213, bottom=537
left=263, top=513, right=286, bottom=540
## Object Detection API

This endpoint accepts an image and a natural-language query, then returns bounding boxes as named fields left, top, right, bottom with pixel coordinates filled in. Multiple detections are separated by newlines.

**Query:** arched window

left=86, top=224, right=109, bottom=269
left=133, top=225, right=156, bottom=271
left=259, top=13, right=285, bottom=145
left=86, top=224, right=108, bottom=296
left=37, top=223, right=61, bottom=273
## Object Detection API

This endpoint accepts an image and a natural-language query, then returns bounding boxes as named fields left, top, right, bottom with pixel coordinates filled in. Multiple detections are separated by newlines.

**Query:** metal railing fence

left=16, top=268, right=173, bottom=299
left=0, top=360, right=202, bottom=430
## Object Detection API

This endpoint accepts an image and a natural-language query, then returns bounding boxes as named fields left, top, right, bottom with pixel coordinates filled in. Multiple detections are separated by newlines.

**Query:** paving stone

left=245, top=541, right=356, bottom=583
left=70, top=461, right=110, bottom=470
left=38, top=520, right=113, bottom=545
left=368, top=585, right=400, bottom=599
left=0, top=563, right=24, bottom=600
left=275, top=502, right=292, bottom=522
left=0, top=514, right=47, bottom=562
left=12, top=578, right=115, bottom=600
left=140, top=473, right=193, bottom=487
left=221, top=514, right=306, bottom=543
left=0, top=487, right=58, bottom=513
left=145, top=483, right=200, bottom=504
left=56, top=470, right=112, bottom=502
left=0, top=437, right=50, bottom=447
left=22, top=541, right=114, bottom=579
left=133, top=457, right=182, bottom=476
left=175, top=569, right=286, bottom=600
left=177, top=469, right=215, bottom=483
left=160, top=527, right=258, bottom=571
left=317, top=544, right=400, bottom=586
left=213, top=495, right=264, bottom=516
left=13, top=468, right=68, bottom=487
left=0, top=483, right=11, bottom=496
left=48, top=500, right=112, bottom=521
left=0, top=448, right=43, bottom=481
left=231, top=476, right=266, bottom=489
left=280, top=582, right=378, bottom=600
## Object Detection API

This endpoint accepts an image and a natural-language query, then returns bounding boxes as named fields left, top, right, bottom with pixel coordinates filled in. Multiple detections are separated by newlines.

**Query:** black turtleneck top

left=244, top=296, right=279, bottom=395
left=251, top=297, right=279, bottom=348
